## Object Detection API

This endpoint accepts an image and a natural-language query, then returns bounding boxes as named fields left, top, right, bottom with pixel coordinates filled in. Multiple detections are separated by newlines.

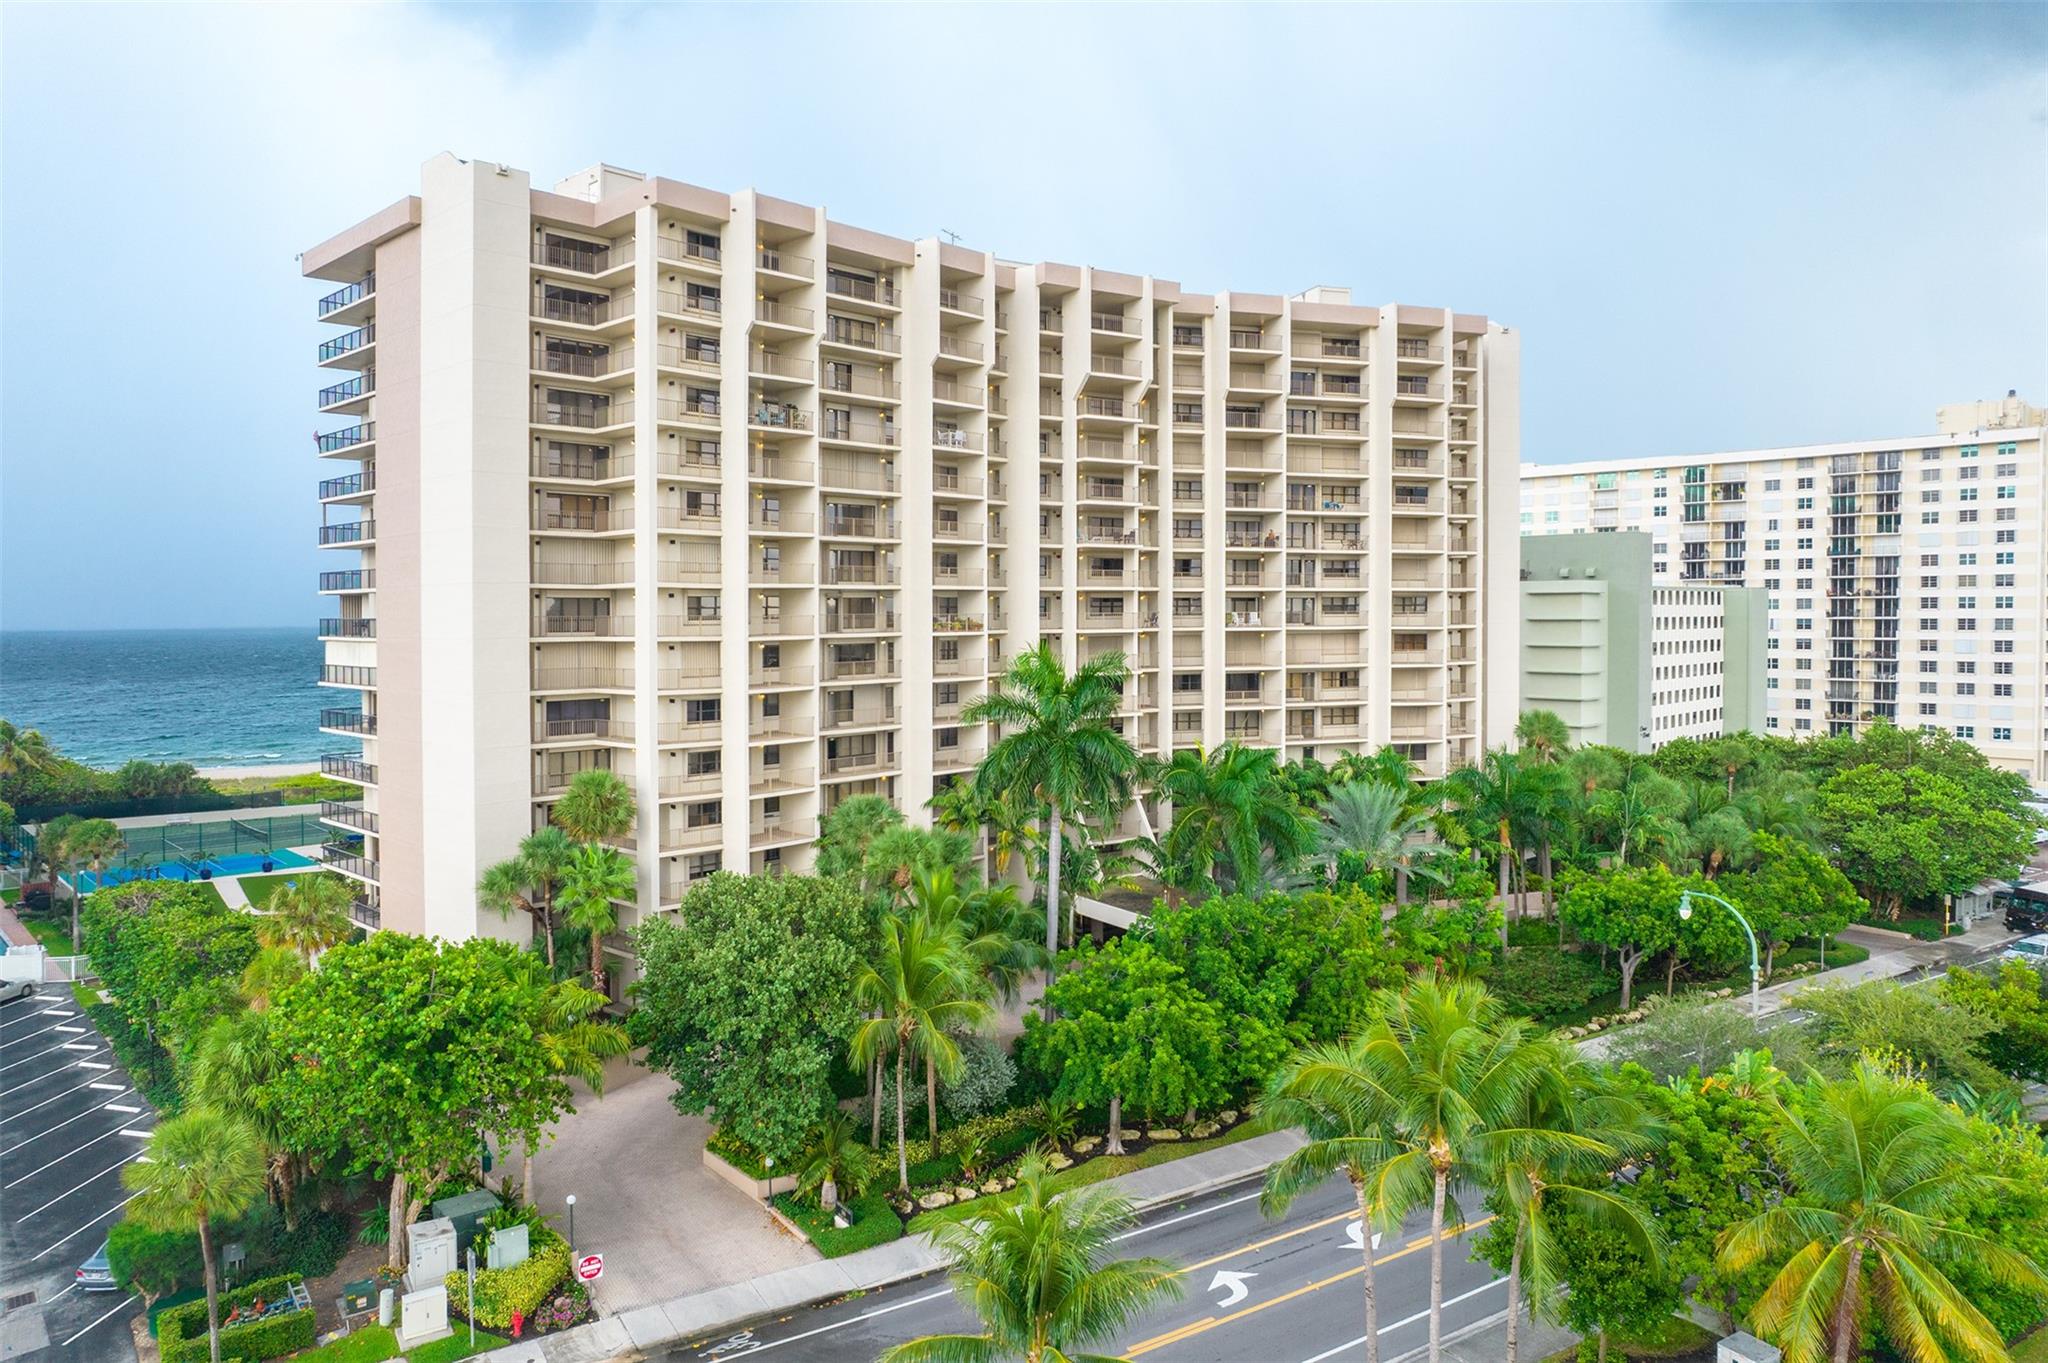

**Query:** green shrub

left=446, top=1228, right=570, bottom=1329
left=83, top=1001, right=181, bottom=1113
left=771, top=1192, right=903, bottom=1258
left=1491, top=946, right=1617, bottom=1022
left=905, top=1155, right=962, bottom=1188
left=110, top=1207, right=349, bottom=1301
left=939, top=1036, right=1018, bottom=1122
left=705, top=1127, right=779, bottom=1180
left=109, top=1221, right=196, bottom=1304
left=158, top=1274, right=314, bottom=1363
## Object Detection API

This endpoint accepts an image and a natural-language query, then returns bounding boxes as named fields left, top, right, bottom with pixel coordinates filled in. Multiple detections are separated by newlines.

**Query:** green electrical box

left=431, top=1190, right=502, bottom=1251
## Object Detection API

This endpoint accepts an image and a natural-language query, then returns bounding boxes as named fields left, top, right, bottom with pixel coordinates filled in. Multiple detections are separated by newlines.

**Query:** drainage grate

left=3, top=1291, right=36, bottom=1310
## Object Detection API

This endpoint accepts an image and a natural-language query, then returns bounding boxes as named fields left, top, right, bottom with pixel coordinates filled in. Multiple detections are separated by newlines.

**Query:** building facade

left=307, top=154, right=1522, bottom=955
left=1519, top=531, right=1766, bottom=753
left=1520, top=395, right=2047, bottom=779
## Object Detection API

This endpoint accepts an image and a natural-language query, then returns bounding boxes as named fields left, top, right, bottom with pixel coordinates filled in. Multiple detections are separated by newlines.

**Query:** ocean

left=0, top=628, right=328, bottom=768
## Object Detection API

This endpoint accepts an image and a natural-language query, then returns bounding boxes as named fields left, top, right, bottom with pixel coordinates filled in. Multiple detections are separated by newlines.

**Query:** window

left=1993, top=727, right=2013, bottom=742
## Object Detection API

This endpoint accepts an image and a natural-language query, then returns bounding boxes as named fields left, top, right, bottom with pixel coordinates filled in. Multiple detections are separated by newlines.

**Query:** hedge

left=158, top=1274, right=314, bottom=1363
left=446, top=1228, right=570, bottom=1329
left=111, top=1208, right=350, bottom=1302
left=771, top=1192, right=903, bottom=1258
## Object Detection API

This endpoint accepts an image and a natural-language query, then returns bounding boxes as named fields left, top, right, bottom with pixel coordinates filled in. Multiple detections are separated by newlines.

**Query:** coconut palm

left=549, top=767, right=637, bottom=844
left=795, top=1109, right=880, bottom=1211
left=1355, top=976, right=1561, bottom=1363
left=1318, top=780, right=1436, bottom=904
left=1736, top=769, right=1822, bottom=849
left=477, top=826, right=576, bottom=967
left=914, top=866, right=1050, bottom=1006
left=850, top=910, right=995, bottom=1192
left=1442, top=750, right=1547, bottom=948
left=816, top=793, right=907, bottom=880
left=1155, top=742, right=1316, bottom=892
left=0, top=719, right=57, bottom=778
left=1717, top=1061, right=2047, bottom=1363
left=188, top=1010, right=305, bottom=1224
left=51, top=818, right=122, bottom=952
left=236, top=946, right=305, bottom=1010
left=1514, top=710, right=1573, bottom=766
left=963, top=643, right=1143, bottom=1002
left=123, top=1110, right=268, bottom=1363
left=557, top=841, right=635, bottom=998
left=1588, top=766, right=1685, bottom=867
left=257, top=873, right=354, bottom=964
left=1485, top=1050, right=1665, bottom=1363
left=929, top=780, right=1039, bottom=881
left=1259, top=1037, right=1408, bottom=1363
left=879, top=1152, right=1185, bottom=1363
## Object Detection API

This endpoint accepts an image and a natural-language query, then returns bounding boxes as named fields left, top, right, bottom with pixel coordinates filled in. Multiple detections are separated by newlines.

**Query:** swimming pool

left=73, top=848, right=316, bottom=892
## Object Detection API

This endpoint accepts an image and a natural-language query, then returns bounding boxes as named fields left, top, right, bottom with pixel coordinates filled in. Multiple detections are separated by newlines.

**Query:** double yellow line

left=1126, top=1216, right=1495, bottom=1357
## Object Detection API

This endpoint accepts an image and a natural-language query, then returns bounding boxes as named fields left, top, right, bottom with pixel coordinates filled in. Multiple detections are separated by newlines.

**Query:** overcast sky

left=1, top=2, right=2042, bottom=630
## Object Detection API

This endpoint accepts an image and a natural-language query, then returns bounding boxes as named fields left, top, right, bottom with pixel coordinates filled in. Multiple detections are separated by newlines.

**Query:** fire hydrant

left=511, top=1309, right=525, bottom=1339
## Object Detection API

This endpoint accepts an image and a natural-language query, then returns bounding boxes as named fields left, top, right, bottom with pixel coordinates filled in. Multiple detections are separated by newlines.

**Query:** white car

left=0, top=977, right=33, bottom=1004
left=2002, top=934, right=2048, bottom=965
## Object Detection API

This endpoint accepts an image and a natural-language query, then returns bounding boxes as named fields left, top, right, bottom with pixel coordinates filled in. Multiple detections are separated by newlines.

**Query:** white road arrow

left=1345, top=1221, right=1384, bottom=1252
left=1208, top=1269, right=1257, bottom=1309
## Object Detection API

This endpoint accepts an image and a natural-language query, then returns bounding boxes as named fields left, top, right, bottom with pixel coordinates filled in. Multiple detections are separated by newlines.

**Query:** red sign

left=575, top=1254, right=605, bottom=1282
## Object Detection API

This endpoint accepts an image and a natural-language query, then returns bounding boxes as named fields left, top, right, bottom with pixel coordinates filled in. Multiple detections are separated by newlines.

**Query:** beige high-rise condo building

left=1521, top=394, right=2047, bottom=781
left=307, top=154, right=1522, bottom=958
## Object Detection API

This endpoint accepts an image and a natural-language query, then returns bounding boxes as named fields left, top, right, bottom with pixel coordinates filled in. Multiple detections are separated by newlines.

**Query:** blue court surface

left=73, top=848, right=315, bottom=891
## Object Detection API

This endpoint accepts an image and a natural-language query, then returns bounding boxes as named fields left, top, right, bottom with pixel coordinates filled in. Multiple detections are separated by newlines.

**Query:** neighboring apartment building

left=1520, top=531, right=1766, bottom=753
left=1520, top=394, right=2047, bottom=780
left=306, top=154, right=1521, bottom=958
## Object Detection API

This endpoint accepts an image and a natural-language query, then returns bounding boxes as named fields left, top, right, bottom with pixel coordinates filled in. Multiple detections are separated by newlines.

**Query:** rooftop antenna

left=941, top=228, right=962, bottom=244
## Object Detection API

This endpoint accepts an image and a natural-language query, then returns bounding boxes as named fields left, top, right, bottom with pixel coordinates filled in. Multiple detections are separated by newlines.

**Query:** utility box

left=1718, top=1333, right=1782, bottom=1363
left=431, top=1190, right=501, bottom=1251
left=405, top=1217, right=457, bottom=1292
left=485, top=1224, right=530, bottom=1271
left=397, top=1284, right=451, bottom=1348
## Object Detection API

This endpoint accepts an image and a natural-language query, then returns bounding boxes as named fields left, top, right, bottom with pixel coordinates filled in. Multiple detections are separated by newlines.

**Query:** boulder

left=1191, top=1121, right=1219, bottom=1139
left=1073, top=1136, right=1101, bottom=1154
left=981, top=1179, right=1005, bottom=1195
left=1219, top=1110, right=1239, bottom=1125
left=918, top=1191, right=955, bottom=1210
left=1048, top=1154, right=1073, bottom=1170
left=1149, top=1128, right=1181, bottom=1142
left=954, top=1187, right=978, bottom=1202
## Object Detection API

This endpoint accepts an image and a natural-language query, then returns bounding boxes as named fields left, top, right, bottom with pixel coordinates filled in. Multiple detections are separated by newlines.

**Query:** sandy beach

left=197, top=762, right=321, bottom=782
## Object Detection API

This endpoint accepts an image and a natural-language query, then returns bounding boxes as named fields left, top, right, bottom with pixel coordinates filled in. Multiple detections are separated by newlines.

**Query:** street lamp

left=565, top=1193, right=576, bottom=1263
left=1678, top=889, right=1762, bottom=1018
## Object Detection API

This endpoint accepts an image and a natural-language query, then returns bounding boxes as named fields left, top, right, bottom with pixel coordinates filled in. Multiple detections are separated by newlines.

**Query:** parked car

left=1995, top=880, right=2048, bottom=933
left=2001, top=933, right=2048, bottom=966
left=0, top=975, right=34, bottom=1004
left=76, top=1241, right=116, bottom=1292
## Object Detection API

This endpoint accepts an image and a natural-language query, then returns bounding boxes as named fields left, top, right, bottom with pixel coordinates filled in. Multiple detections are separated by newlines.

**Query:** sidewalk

left=475, top=1128, right=1309, bottom=1363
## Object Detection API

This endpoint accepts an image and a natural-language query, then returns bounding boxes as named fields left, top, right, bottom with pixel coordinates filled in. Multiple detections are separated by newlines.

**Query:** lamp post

left=1679, top=888, right=1762, bottom=1018
left=565, top=1193, right=576, bottom=1264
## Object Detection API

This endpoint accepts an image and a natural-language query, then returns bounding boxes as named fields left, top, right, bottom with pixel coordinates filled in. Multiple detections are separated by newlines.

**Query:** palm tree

left=257, top=873, right=354, bottom=964
left=1356, top=976, right=1560, bottom=1363
left=879, top=1152, right=1184, bottom=1363
left=1717, top=1061, right=2047, bottom=1363
left=236, top=947, right=305, bottom=1011
left=914, top=866, right=1050, bottom=1006
left=1587, top=766, right=1684, bottom=867
left=1514, top=710, right=1572, bottom=765
left=1259, top=1037, right=1407, bottom=1363
left=850, top=911, right=995, bottom=1192
left=1736, top=770, right=1821, bottom=849
left=52, top=818, right=122, bottom=952
left=0, top=719, right=57, bottom=778
left=929, top=780, right=1037, bottom=881
left=963, top=643, right=1142, bottom=1002
left=1442, top=750, right=1544, bottom=948
left=1485, top=1050, right=1665, bottom=1363
left=1155, top=742, right=1316, bottom=892
left=796, top=1109, right=880, bottom=1211
left=550, top=767, right=637, bottom=844
left=816, top=793, right=907, bottom=880
left=557, top=842, right=635, bottom=998
left=503, top=957, right=630, bottom=1204
left=1332, top=745, right=1421, bottom=802
left=1318, top=780, right=1435, bottom=904
left=188, top=1010, right=303, bottom=1224
left=477, top=826, right=576, bottom=967
left=123, top=1110, right=267, bottom=1363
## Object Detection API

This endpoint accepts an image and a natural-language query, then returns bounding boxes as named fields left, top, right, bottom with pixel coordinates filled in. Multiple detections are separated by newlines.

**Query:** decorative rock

left=1220, top=1109, right=1239, bottom=1124
left=1191, top=1121, right=1219, bottom=1139
left=1048, top=1154, right=1073, bottom=1170
left=981, top=1179, right=1005, bottom=1195
left=918, top=1191, right=955, bottom=1210
left=1148, top=1128, right=1181, bottom=1142
left=954, top=1187, right=978, bottom=1202
left=1073, top=1136, right=1101, bottom=1154
left=1001, top=1176, right=1018, bottom=1189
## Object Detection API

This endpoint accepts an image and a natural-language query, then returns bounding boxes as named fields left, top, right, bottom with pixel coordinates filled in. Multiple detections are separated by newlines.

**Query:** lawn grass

left=2013, top=1326, right=2048, bottom=1363
left=269, top=1324, right=506, bottom=1363
left=1539, top=1314, right=1716, bottom=1361
left=237, top=870, right=342, bottom=909
left=18, top=912, right=76, bottom=955
left=917, top=1121, right=1266, bottom=1226
left=1534, top=938, right=1874, bottom=1028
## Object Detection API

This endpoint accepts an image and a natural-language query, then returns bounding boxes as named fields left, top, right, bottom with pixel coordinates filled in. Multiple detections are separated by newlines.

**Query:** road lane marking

left=3, top=1123, right=152, bottom=1188
left=33, top=1192, right=139, bottom=1259
left=1125, top=1217, right=1495, bottom=1357
left=1297, top=1275, right=1509, bottom=1362
left=58, top=1294, right=138, bottom=1347
left=16, top=1152, right=146, bottom=1221
left=1209, top=1270, right=1257, bottom=1308
left=1177, top=1208, right=1356, bottom=1273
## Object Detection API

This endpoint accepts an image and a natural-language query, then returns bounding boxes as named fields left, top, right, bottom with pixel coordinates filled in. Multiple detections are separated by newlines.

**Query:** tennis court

left=108, top=813, right=328, bottom=867
left=73, top=847, right=317, bottom=892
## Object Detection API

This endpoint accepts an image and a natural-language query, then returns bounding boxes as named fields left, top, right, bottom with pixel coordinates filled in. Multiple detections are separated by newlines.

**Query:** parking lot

left=0, top=984, right=146, bottom=1363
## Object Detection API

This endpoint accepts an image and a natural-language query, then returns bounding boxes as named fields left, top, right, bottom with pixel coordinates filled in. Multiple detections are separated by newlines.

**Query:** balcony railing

left=319, top=570, right=373, bottom=592
left=319, top=471, right=373, bottom=500
left=320, top=708, right=377, bottom=734
left=826, top=273, right=897, bottom=305
left=938, top=287, right=986, bottom=317
left=758, top=247, right=815, bottom=278
left=317, top=521, right=374, bottom=546
left=320, top=754, right=377, bottom=783
left=323, top=845, right=380, bottom=881
left=535, top=716, right=630, bottom=742
left=321, top=800, right=377, bottom=833
left=321, top=664, right=376, bottom=688
left=316, top=422, right=375, bottom=454
left=318, top=274, right=374, bottom=317
left=318, top=617, right=375, bottom=640
left=318, top=372, right=374, bottom=407
left=319, top=324, right=375, bottom=362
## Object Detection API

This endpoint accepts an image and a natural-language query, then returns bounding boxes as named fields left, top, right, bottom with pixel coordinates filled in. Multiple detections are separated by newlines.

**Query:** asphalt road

left=667, top=1176, right=1505, bottom=1363
left=0, top=984, right=146, bottom=1363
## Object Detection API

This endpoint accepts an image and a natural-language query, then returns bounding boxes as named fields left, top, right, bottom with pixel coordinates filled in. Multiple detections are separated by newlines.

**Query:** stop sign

left=576, top=1253, right=604, bottom=1282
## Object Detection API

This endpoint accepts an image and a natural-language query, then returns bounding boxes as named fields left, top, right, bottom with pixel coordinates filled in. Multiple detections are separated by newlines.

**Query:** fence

left=108, top=813, right=330, bottom=870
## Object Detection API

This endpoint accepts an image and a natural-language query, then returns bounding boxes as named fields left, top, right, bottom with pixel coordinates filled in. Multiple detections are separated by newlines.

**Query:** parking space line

left=16, top=1151, right=145, bottom=1222
left=0, top=1074, right=114, bottom=1125
left=0, top=1060, right=103, bottom=1097
left=4, top=1122, right=152, bottom=1189
left=1, top=1042, right=97, bottom=1074
left=0, top=1095, right=137, bottom=1160
left=75, top=1061, right=111, bottom=1070
left=59, top=1042, right=98, bottom=1051
left=0, top=1022, right=72, bottom=1050
left=59, top=1294, right=139, bottom=1348
left=34, top=1193, right=139, bottom=1259
left=104, top=1103, right=140, bottom=1114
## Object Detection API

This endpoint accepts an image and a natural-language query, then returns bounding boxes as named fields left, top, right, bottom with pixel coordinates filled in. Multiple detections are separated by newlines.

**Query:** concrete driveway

left=530, top=1056, right=816, bottom=1316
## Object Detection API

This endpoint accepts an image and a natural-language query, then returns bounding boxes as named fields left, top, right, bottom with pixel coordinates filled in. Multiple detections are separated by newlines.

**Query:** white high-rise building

left=306, top=154, right=1522, bottom=963
left=1520, top=394, right=2047, bottom=780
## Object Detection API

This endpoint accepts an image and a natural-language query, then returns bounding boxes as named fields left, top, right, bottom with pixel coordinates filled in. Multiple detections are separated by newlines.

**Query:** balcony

left=320, top=800, right=377, bottom=834
left=938, top=287, right=985, bottom=317
left=317, top=520, right=374, bottom=548
left=758, top=246, right=816, bottom=279
left=825, top=273, right=896, bottom=306
left=317, top=274, right=375, bottom=321
left=318, top=617, right=375, bottom=641
left=319, top=470, right=374, bottom=501
left=533, top=398, right=627, bottom=431
left=819, top=414, right=898, bottom=447
left=535, top=716, right=632, bottom=743
left=823, top=608, right=894, bottom=634
left=319, top=708, right=376, bottom=735
left=659, top=614, right=726, bottom=639
left=533, top=612, right=633, bottom=638
left=749, top=509, right=817, bottom=534
left=532, top=665, right=633, bottom=691
left=754, top=612, right=817, bottom=637
left=756, top=299, right=816, bottom=332
left=534, top=506, right=629, bottom=534
left=824, top=704, right=898, bottom=732
left=321, top=664, right=376, bottom=688
left=323, top=845, right=380, bottom=882
left=751, top=663, right=815, bottom=688
left=318, top=371, right=375, bottom=414
left=320, top=754, right=377, bottom=784
left=821, top=513, right=896, bottom=540
left=316, top=422, right=375, bottom=456
left=319, top=570, right=374, bottom=593
left=318, top=324, right=376, bottom=366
